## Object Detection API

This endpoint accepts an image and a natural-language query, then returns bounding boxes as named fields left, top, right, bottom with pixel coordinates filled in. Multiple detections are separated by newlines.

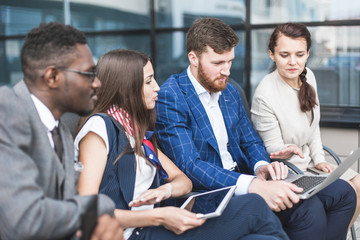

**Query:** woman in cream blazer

left=251, top=67, right=323, bottom=171
left=251, top=22, right=360, bottom=228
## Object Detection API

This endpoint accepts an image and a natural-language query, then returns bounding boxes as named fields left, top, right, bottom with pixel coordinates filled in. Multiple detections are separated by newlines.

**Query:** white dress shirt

left=30, top=94, right=58, bottom=149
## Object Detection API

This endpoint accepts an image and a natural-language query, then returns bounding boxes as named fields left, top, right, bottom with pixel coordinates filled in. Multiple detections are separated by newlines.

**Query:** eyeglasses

left=57, top=67, right=97, bottom=82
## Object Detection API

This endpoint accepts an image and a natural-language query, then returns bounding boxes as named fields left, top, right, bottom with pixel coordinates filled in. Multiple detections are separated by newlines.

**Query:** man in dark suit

left=155, top=17, right=356, bottom=240
left=0, top=22, right=123, bottom=239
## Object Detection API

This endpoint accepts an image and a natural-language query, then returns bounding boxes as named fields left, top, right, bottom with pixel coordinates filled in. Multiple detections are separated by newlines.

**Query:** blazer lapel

left=114, top=121, right=136, bottom=206
left=178, top=73, right=219, bottom=153
left=14, top=81, right=66, bottom=199
left=218, top=93, right=235, bottom=143
left=117, top=152, right=136, bottom=206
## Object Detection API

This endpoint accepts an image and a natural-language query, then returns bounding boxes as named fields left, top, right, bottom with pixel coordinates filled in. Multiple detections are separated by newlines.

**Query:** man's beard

left=197, top=62, right=228, bottom=93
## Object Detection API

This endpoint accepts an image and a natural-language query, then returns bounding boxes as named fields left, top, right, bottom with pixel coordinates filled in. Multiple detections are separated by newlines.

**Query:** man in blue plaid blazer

left=155, top=18, right=356, bottom=240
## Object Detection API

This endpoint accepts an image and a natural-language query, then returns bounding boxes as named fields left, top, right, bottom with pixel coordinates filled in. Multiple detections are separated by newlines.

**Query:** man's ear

left=43, top=66, right=61, bottom=88
left=188, top=51, right=198, bottom=67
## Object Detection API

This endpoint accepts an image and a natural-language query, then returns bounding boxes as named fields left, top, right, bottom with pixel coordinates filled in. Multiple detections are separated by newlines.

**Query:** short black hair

left=21, top=22, right=87, bottom=82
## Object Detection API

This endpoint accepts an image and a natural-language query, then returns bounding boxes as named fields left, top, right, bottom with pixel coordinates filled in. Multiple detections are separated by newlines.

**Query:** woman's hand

left=315, top=162, right=335, bottom=173
left=270, top=145, right=304, bottom=160
left=155, top=207, right=205, bottom=235
left=129, top=183, right=172, bottom=207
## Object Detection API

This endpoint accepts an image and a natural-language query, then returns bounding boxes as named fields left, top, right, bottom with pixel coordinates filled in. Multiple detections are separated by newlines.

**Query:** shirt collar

left=30, top=94, right=58, bottom=131
left=187, top=66, right=221, bottom=105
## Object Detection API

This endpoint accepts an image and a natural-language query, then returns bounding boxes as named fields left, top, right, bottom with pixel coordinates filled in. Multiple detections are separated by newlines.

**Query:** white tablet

left=180, top=185, right=236, bottom=219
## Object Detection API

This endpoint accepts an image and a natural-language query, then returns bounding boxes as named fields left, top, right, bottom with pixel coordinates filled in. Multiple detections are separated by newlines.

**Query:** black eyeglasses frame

left=57, top=67, right=97, bottom=82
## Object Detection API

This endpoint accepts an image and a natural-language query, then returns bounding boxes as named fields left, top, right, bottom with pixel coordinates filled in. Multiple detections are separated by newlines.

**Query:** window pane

left=155, top=31, right=245, bottom=87
left=308, top=26, right=360, bottom=107
left=155, top=0, right=246, bottom=28
left=70, top=0, right=150, bottom=31
left=87, top=34, right=151, bottom=62
left=251, top=26, right=360, bottom=107
left=250, top=29, right=273, bottom=97
left=251, top=0, right=360, bottom=24
left=155, top=31, right=188, bottom=85
left=0, top=39, right=23, bottom=86
left=0, top=34, right=151, bottom=86
left=0, top=0, right=63, bottom=36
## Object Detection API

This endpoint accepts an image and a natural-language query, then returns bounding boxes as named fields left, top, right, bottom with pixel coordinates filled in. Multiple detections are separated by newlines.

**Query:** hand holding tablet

left=180, top=185, right=237, bottom=219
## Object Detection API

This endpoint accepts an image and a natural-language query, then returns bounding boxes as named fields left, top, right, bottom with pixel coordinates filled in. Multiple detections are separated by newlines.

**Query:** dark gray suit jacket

left=0, top=81, right=115, bottom=240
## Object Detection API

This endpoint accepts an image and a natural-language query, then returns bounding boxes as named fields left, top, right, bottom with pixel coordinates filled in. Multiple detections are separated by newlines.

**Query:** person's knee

left=277, top=198, right=326, bottom=240
left=286, top=197, right=326, bottom=231
left=238, top=193, right=268, bottom=208
left=241, top=234, right=280, bottom=240
left=334, top=179, right=356, bottom=205
left=319, top=179, right=356, bottom=215
left=229, top=193, right=269, bottom=215
left=349, top=175, right=360, bottom=196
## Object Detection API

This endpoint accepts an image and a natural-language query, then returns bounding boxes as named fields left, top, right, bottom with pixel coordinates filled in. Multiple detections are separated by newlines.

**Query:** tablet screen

left=180, top=186, right=236, bottom=218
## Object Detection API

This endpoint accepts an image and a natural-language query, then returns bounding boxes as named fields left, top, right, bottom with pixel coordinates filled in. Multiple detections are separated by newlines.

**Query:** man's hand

left=256, top=161, right=288, bottom=180
left=155, top=207, right=205, bottom=235
left=270, top=145, right=304, bottom=160
left=248, top=178, right=303, bottom=212
left=90, top=215, right=124, bottom=240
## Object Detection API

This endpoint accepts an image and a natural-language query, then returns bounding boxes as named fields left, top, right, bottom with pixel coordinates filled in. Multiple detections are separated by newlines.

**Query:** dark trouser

left=276, top=179, right=356, bottom=240
left=129, top=194, right=289, bottom=240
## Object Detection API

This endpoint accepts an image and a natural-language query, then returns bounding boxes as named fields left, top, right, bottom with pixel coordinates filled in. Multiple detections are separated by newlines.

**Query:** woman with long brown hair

left=251, top=22, right=360, bottom=233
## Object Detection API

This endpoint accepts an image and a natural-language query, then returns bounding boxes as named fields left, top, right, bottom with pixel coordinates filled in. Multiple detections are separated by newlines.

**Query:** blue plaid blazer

left=155, top=69, right=270, bottom=192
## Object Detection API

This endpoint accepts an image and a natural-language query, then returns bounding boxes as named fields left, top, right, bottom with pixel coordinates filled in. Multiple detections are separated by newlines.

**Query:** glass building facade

left=0, top=0, right=359, bottom=125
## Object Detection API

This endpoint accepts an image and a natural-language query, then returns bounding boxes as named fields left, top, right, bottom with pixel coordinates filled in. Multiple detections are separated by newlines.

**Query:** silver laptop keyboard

left=292, top=176, right=327, bottom=193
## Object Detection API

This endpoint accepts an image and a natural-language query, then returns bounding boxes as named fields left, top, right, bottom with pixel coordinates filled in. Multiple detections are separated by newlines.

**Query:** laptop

left=180, top=185, right=236, bottom=219
left=285, top=147, right=360, bottom=199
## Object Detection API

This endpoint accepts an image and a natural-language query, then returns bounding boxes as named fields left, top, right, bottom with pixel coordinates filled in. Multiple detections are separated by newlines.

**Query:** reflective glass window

left=0, top=0, right=63, bottom=36
left=70, top=0, right=150, bottom=31
left=0, top=34, right=151, bottom=86
left=251, top=0, right=360, bottom=24
left=155, top=0, right=246, bottom=28
left=87, top=34, right=151, bottom=62
left=0, top=39, right=24, bottom=86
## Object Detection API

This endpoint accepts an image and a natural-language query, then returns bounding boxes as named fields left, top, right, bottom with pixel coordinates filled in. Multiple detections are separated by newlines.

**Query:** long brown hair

left=268, top=23, right=317, bottom=112
left=88, top=49, right=157, bottom=160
